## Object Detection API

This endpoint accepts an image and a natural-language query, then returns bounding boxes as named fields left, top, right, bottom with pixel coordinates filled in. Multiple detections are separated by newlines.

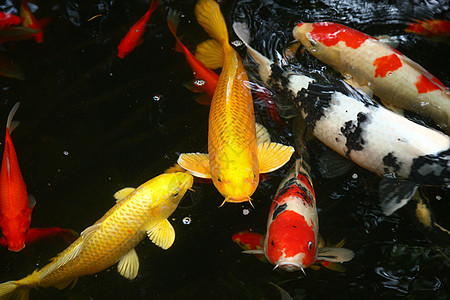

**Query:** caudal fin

left=195, top=0, right=228, bottom=44
left=0, top=280, right=31, bottom=300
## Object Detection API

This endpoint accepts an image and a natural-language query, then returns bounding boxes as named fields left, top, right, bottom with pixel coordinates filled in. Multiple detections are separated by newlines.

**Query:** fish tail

left=195, top=0, right=228, bottom=45
left=148, top=0, right=161, bottom=16
left=6, top=102, right=20, bottom=133
left=0, top=278, right=33, bottom=300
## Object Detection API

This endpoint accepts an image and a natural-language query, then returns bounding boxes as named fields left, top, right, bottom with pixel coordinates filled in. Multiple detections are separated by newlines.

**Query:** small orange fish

left=405, top=19, right=450, bottom=39
left=167, top=9, right=219, bottom=104
left=20, top=0, right=43, bottom=43
left=117, top=0, right=160, bottom=59
left=0, top=12, right=21, bottom=29
left=178, top=0, right=293, bottom=205
left=0, top=103, right=77, bottom=251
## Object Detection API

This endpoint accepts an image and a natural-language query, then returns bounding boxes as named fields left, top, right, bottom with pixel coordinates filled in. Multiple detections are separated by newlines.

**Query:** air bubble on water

left=153, top=94, right=161, bottom=101
left=243, top=209, right=250, bottom=215
left=194, top=79, right=206, bottom=87
left=352, top=173, right=358, bottom=179
left=436, top=195, right=441, bottom=200
left=231, top=40, right=243, bottom=47
left=63, top=151, right=69, bottom=156
left=182, top=217, right=191, bottom=225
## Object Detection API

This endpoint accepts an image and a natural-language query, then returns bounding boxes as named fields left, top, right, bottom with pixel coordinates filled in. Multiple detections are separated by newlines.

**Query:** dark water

left=0, top=0, right=449, bottom=299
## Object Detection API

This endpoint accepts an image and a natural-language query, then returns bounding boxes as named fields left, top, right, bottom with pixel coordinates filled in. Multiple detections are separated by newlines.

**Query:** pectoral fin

left=114, top=187, right=135, bottom=202
left=317, top=247, right=355, bottom=263
left=53, top=277, right=78, bottom=290
left=117, top=248, right=140, bottom=280
left=145, top=219, right=175, bottom=250
left=242, top=249, right=265, bottom=254
left=379, top=176, right=418, bottom=216
left=258, top=143, right=294, bottom=173
left=177, top=153, right=211, bottom=178
left=255, top=123, right=271, bottom=144
left=195, top=39, right=223, bottom=69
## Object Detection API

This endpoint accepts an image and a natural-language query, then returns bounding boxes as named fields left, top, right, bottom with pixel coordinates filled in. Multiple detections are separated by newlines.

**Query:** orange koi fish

left=293, top=22, right=450, bottom=133
left=0, top=12, right=21, bottom=29
left=117, top=0, right=160, bottom=59
left=177, top=0, right=293, bottom=205
left=405, top=19, right=450, bottom=40
left=0, top=103, right=77, bottom=251
left=167, top=9, right=218, bottom=105
left=20, top=0, right=43, bottom=43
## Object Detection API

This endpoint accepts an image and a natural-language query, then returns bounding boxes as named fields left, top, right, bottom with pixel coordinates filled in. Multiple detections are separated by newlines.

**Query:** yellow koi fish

left=178, top=0, right=293, bottom=205
left=0, top=172, right=193, bottom=300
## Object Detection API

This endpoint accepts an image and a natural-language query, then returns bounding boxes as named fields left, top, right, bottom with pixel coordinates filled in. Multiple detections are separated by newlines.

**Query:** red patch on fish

left=266, top=210, right=315, bottom=265
left=373, top=53, right=402, bottom=78
left=310, top=22, right=370, bottom=49
left=415, top=74, right=444, bottom=94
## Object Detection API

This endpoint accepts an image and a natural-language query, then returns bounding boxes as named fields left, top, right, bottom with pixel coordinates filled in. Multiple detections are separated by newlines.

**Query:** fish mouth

left=8, top=242, right=25, bottom=252
left=277, top=262, right=303, bottom=272
left=219, top=196, right=253, bottom=207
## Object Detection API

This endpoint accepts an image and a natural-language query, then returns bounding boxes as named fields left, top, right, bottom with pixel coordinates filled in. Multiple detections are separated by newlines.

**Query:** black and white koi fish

left=232, top=22, right=450, bottom=215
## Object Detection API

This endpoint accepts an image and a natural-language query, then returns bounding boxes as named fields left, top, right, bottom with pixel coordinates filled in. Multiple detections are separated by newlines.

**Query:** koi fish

left=117, top=0, right=160, bottom=59
left=405, top=19, right=450, bottom=40
left=0, top=12, right=21, bottom=30
left=233, top=22, right=450, bottom=215
left=0, top=103, right=77, bottom=251
left=20, top=0, right=43, bottom=43
left=293, top=22, right=450, bottom=133
left=0, top=172, right=193, bottom=299
left=234, top=158, right=354, bottom=273
left=167, top=9, right=219, bottom=105
left=177, top=0, right=293, bottom=205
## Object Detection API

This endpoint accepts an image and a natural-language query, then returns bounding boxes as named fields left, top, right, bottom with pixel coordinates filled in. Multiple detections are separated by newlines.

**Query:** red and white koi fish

left=167, top=9, right=219, bottom=105
left=234, top=158, right=354, bottom=273
left=405, top=19, right=450, bottom=41
left=293, top=22, right=450, bottom=133
left=20, top=0, right=43, bottom=43
left=0, top=12, right=21, bottom=30
left=117, top=0, right=160, bottom=59
left=0, top=103, right=77, bottom=251
left=233, top=22, right=450, bottom=215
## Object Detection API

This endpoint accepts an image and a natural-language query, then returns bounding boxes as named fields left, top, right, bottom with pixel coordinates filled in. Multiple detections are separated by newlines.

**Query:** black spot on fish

left=341, top=112, right=369, bottom=157
left=410, top=148, right=450, bottom=185
left=266, top=64, right=300, bottom=118
left=271, top=240, right=274, bottom=246
left=272, top=203, right=287, bottom=220
left=382, top=152, right=401, bottom=174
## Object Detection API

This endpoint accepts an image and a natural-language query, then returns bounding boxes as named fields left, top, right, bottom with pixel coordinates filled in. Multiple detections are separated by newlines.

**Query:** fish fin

left=28, top=194, right=36, bottom=209
left=317, top=247, right=355, bottom=263
left=412, top=189, right=433, bottom=229
left=39, top=224, right=100, bottom=280
left=6, top=102, right=20, bottom=132
left=195, top=39, right=223, bottom=69
left=195, top=0, right=228, bottom=44
left=233, top=22, right=274, bottom=80
left=53, top=277, right=78, bottom=290
left=374, top=35, right=400, bottom=48
left=0, top=52, right=25, bottom=80
left=145, top=219, right=175, bottom=250
left=268, top=282, right=293, bottom=300
left=25, top=227, right=78, bottom=245
left=316, top=260, right=346, bottom=272
left=194, top=93, right=212, bottom=106
left=167, top=8, right=184, bottom=53
left=117, top=248, right=140, bottom=280
left=284, top=41, right=301, bottom=62
left=177, top=153, right=212, bottom=178
left=343, top=77, right=374, bottom=98
left=114, top=187, right=135, bottom=201
left=258, top=143, right=294, bottom=173
left=0, top=280, right=31, bottom=299
left=316, top=147, right=354, bottom=178
left=379, top=176, right=418, bottom=216
left=255, top=123, right=271, bottom=144
left=242, top=249, right=265, bottom=254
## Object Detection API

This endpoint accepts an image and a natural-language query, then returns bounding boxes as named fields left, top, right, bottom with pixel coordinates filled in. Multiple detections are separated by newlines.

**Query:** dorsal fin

left=6, top=102, right=20, bottom=133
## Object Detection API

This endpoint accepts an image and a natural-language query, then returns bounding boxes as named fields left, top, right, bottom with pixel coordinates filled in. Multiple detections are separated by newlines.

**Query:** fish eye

left=307, top=241, right=313, bottom=251
left=307, top=36, right=318, bottom=47
left=217, top=177, right=222, bottom=183
left=172, top=192, right=179, bottom=197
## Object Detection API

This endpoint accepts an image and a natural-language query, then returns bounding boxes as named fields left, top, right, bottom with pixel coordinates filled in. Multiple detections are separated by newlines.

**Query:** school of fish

left=0, top=0, right=448, bottom=299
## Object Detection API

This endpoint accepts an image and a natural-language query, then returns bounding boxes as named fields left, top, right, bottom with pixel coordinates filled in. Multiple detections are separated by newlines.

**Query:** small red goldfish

left=405, top=19, right=450, bottom=39
left=167, top=9, right=219, bottom=105
left=20, top=0, right=43, bottom=43
left=117, top=0, right=161, bottom=59
left=0, top=12, right=21, bottom=29
left=0, top=103, right=77, bottom=251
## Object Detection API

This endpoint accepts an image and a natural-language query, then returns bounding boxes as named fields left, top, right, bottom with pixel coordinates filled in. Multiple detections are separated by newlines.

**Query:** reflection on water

left=0, top=0, right=448, bottom=299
